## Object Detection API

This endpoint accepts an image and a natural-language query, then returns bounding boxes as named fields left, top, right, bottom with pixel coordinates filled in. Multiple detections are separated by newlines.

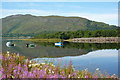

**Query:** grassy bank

left=6, top=38, right=62, bottom=42
left=25, top=39, right=62, bottom=42
left=0, top=53, right=118, bottom=79
left=6, top=37, right=120, bottom=43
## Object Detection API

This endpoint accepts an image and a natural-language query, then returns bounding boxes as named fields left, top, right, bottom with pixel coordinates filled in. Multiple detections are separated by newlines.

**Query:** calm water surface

left=32, top=49, right=118, bottom=75
left=2, top=39, right=119, bottom=75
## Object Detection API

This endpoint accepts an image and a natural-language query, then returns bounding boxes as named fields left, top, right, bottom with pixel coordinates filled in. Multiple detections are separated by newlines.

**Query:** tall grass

left=0, top=53, right=118, bottom=79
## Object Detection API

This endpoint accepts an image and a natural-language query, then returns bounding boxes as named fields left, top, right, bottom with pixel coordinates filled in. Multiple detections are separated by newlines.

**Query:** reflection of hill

left=2, top=40, right=119, bottom=59
left=36, top=42, right=120, bottom=50
left=2, top=40, right=89, bottom=59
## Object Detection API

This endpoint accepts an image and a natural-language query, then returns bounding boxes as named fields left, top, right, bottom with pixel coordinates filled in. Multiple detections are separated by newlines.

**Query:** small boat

left=54, top=42, right=63, bottom=46
left=6, top=42, right=15, bottom=47
left=26, top=43, right=36, bottom=48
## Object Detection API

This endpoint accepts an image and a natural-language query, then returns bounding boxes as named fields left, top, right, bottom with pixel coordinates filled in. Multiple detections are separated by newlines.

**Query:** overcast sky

left=1, top=2, right=118, bottom=26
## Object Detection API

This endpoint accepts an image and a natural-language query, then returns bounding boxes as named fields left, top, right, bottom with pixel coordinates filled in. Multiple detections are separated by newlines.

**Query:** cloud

left=3, top=0, right=119, bottom=2
left=1, top=9, right=118, bottom=25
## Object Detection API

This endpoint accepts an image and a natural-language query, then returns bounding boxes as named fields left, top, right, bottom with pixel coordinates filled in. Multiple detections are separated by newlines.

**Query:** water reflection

left=2, top=40, right=88, bottom=58
left=2, top=40, right=120, bottom=58
left=2, top=39, right=119, bottom=76
left=32, top=49, right=118, bottom=75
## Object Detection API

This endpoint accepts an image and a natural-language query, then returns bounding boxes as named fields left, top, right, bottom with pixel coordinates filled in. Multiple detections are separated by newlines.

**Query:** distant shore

left=64, top=37, right=120, bottom=43
left=4, top=37, right=120, bottom=43
left=5, top=38, right=62, bottom=42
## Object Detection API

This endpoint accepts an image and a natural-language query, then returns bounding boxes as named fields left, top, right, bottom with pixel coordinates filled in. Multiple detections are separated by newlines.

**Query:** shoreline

left=5, top=38, right=62, bottom=42
left=3, top=37, right=120, bottom=43
left=64, top=37, right=120, bottom=43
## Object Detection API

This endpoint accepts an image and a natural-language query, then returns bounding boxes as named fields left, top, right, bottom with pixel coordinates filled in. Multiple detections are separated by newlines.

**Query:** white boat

left=6, top=42, right=15, bottom=47
left=54, top=42, right=63, bottom=46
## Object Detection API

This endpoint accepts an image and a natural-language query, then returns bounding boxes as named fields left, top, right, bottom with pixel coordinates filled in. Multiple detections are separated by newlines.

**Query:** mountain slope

left=2, top=14, right=117, bottom=34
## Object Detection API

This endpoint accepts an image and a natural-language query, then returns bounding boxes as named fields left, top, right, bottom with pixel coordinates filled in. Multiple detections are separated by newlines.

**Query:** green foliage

left=2, top=33, right=36, bottom=37
left=35, top=30, right=119, bottom=39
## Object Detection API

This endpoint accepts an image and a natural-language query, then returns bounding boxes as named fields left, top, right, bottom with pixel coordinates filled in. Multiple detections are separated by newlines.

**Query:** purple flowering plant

left=0, top=53, right=118, bottom=79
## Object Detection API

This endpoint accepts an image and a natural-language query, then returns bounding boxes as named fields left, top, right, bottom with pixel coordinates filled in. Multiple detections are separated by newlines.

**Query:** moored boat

left=54, top=42, right=63, bottom=46
left=6, top=42, right=15, bottom=47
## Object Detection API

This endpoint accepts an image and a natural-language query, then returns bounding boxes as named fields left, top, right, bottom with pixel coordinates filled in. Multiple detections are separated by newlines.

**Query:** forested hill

left=2, top=14, right=117, bottom=35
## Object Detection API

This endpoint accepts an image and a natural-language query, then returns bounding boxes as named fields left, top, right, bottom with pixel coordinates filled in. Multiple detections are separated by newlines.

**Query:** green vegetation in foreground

left=34, top=30, right=119, bottom=39
left=0, top=53, right=118, bottom=79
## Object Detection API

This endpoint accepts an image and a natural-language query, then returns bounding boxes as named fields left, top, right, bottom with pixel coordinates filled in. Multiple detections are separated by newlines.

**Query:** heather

left=0, top=53, right=118, bottom=79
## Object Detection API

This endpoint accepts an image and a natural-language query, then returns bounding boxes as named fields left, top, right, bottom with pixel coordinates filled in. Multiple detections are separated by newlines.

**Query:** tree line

left=35, top=29, right=119, bottom=39
left=2, top=33, right=36, bottom=37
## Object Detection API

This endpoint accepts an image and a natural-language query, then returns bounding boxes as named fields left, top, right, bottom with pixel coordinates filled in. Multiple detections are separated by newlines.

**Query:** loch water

left=2, top=39, right=119, bottom=76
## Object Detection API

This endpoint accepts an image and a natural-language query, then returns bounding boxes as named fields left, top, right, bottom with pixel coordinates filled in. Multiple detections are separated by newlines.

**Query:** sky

left=2, top=0, right=120, bottom=2
left=1, top=2, right=118, bottom=26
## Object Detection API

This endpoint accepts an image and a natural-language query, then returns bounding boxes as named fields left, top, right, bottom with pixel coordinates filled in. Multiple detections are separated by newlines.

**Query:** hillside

left=1, top=14, right=117, bottom=35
